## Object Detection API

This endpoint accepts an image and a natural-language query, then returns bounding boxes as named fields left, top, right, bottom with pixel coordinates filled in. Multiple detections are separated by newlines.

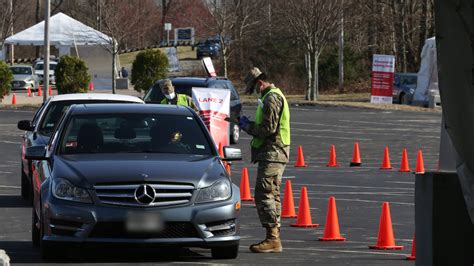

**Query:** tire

left=230, top=123, right=240, bottom=144
left=211, top=245, right=239, bottom=259
left=400, top=93, right=409, bottom=105
left=32, top=209, right=40, bottom=247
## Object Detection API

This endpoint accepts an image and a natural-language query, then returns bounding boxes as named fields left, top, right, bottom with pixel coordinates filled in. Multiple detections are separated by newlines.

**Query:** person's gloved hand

left=238, top=116, right=250, bottom=131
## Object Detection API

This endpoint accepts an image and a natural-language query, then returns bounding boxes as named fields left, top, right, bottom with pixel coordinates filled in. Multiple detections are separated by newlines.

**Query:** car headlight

left=196, top=179, right=231, bottom=203
left=52, top=178, right=92, bottom=203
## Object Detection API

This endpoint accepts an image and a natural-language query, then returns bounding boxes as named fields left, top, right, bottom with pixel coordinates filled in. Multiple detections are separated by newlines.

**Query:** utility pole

left=9, top=0, right=14, bottom=65
left=97, top=0, right=102, bottom=31
left=43, top=0, right=50, bottom=102
left=338, top=1, right=344, bottom=93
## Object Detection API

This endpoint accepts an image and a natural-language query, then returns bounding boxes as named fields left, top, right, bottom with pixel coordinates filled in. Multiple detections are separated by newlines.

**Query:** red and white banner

left=192, top=88, right=230, bottom=147
left=202, top=57, right=217, bottom=77
left=371, top=54, right=395, bottom=104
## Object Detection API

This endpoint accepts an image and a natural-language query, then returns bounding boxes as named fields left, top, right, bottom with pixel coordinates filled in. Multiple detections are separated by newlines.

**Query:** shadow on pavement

left=0, top=241, right=216, bottom=264
left=0, top=195, right=29, bottom=208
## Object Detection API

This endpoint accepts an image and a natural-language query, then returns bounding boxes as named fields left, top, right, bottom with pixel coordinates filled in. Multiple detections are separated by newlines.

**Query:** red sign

left=371, top=54, right=395, bottom=104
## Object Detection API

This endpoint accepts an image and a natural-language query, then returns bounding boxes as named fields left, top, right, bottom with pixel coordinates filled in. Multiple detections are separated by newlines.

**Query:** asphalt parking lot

left=0, top=105, right=442, bottom=264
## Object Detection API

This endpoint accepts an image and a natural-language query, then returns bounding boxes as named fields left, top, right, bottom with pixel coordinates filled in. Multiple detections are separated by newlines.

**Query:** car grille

left=12, top=81, right=26, bottom=87
left=94, top=183, right=194, bottom=207
left=89, top=222, right=199, bottom=239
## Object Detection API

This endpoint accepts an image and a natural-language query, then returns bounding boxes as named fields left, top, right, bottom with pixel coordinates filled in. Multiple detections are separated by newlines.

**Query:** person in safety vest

left=160, top=79, right=198, bottom=111
left=239, top=67, right=290, bottom=253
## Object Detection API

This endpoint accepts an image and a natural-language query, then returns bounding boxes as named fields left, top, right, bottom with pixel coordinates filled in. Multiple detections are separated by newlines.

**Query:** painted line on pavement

left=0, top=185, right=21, bottom=189
left=291, top=183, right=414, bottom=191
left=239, top=245, right=409, bottom=257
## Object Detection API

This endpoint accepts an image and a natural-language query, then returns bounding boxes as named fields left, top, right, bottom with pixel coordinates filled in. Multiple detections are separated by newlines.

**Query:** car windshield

left=10, top=67, right=32, bottom=75
left=59, top=113, right=212, bottom=155
left=34, top=63, right=57, bottom=71
left=39, top=100, right=136, bottom=136
left=398, top=75, right=417, bottom=85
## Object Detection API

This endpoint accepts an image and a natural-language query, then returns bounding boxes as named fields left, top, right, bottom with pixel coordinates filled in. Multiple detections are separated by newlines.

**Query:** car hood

left=13, top=74, right=35, bottom=81
left=52, top=153, right=227, bottom=189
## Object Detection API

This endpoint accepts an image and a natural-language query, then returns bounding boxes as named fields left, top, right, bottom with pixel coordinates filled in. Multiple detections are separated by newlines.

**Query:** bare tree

left=95, top=0, right=159, bottom=93
left=277, top=0, right=343, bottom=100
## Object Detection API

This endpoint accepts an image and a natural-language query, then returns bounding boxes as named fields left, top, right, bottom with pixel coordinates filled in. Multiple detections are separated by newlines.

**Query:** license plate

left=126, top=212, right=163, bottom=233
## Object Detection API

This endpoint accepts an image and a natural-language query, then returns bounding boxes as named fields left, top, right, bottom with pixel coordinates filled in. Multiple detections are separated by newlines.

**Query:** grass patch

left=119, top=47, right=196, bottom=69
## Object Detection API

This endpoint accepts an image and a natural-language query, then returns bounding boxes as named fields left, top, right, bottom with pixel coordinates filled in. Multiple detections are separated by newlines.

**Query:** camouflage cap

left=160, top=79, right=175, bottom=94
left=244, top=67, right=263, bottom=94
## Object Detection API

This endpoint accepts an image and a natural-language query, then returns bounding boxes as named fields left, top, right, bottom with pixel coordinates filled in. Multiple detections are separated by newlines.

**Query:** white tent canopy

left=3, top=13, right=115, bottom=89
left=4, top=12, right=111, bottom=47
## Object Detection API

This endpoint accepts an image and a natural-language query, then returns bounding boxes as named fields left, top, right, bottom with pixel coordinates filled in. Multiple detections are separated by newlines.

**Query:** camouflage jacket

left=247, top=86, right=290, bottom=163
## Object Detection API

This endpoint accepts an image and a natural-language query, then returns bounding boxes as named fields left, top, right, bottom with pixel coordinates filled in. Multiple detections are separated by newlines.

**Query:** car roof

left=48, top=93, right=144, bottom=103
left=161, top=77, right=229, bottom=87
left=69, top=103, right=193, bottom=116
left=10, top=65, right=32, bottom=68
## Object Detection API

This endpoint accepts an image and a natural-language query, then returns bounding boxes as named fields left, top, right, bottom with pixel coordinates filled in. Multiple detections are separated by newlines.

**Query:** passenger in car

left=160, top=79, right=198, bottom=111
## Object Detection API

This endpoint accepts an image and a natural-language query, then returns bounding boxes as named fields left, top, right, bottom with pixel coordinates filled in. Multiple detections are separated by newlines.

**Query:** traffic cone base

left=294, top=145, right=307, bottom=167
left=290, top=187, right=319, bottom=227
left=406, top=255, right=416, bottom=260
left=240, top=168, right=254, bottom=201
left=369, top=244, right=403, bottom=250
left=319, top=236, right=346, bottom=241
left=406, top=234, right=416, bottom=260
left=281, top=180, right=297, bottom=219
left=349, top=162, right=361, bottom=167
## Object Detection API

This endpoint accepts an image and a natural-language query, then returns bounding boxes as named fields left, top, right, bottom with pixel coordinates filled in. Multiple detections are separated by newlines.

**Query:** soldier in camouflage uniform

left=160, top=79, right=198, bottom=111
left=239, top=67, right=291, bottom=253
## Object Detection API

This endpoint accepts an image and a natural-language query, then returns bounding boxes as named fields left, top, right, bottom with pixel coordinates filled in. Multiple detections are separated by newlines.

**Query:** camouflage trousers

left=255, top=161, right=286, bottom=228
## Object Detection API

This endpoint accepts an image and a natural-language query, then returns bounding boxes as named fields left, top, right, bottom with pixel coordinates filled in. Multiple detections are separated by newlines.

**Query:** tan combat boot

left=249, top=226, right=282, bottom=253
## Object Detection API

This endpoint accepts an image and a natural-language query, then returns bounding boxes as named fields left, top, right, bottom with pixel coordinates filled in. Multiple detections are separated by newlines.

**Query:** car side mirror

left=25, top=145, right=47, bottom=160
left=222, top=147, right=242, bottom=161
left=18, top=120, right=33, bottom=131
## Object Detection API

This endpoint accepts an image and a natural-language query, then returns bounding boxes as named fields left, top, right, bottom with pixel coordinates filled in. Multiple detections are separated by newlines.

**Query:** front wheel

left=211, top=245, right=239, bottom=259
left=32, top=209, right=40, bottom=247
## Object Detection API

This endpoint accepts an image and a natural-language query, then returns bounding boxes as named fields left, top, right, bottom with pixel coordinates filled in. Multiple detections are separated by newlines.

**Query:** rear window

left=59, top=113, right=212, bottom=155
left=38, top=100, right=140, bottom=135
left=144, top=80, right=239, bottom=103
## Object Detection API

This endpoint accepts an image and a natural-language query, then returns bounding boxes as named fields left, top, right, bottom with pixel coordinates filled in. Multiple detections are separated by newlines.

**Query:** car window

left=399, top=75, right=417, bottom=85
left=38, top=100, right=139, bottom=136
left=225, top=82, right=239, bottom=101
left=32, top=101, right=48, bottom=126
left=59, top=113, right=212, bottom=155
left=34, top=63, right=57, bottom=71
left=10, top=67, right=32, bottom=75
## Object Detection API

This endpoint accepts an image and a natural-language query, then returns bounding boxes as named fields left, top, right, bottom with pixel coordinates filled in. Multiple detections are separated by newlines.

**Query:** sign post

left=164, top=23, right=172, bottom=46
left=370, top=54, right=395, bottom=104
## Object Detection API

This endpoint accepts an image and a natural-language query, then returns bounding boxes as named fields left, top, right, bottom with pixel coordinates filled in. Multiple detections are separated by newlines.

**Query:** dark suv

left=196, top=40, right=220, bottom=59
left=143, top=77, right=242, bottom=144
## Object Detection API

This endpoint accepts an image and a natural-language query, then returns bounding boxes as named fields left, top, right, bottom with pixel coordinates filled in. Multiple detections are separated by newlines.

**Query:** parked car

left=196, top=39, right=220, bottom=59
left=34, top=60, right=58, bottom=86
left=143, top=77, right=242, bottom=144
left=17, top=93, right=144, bottom=203
left=9, top=65, right=39, bottom=91
left=26, top=103, right=241, bottom=260
left=392, top=73, right=417, bottom=105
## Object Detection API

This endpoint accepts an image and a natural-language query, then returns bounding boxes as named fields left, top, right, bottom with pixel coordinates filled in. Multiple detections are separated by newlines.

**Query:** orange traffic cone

left=398, top=148, right=411, bottom=172
left=239, top=168, right=254, bottom=201
left=327, top=144, right=339, bottom=167
left=11, top=93, right=17, bottom=105
left=48, top=85, right=53, bottom=96
left=281, top=180, right=297, bottom=218
left=415, top=149, right=425, bottom=174
left=319, top=196, right=346, bottom=241
left=291, top=187, right=319, bottom=227
left=350, top=142, right=362, bottom=167
left=369, top=202, right=404, bottom=250
left=89, top=81, right=94, bottom=91
left=294, top=145, right=307, bottom=167
left=37, top=85, right=42, bottom=96
left=380, top=146, right=392, bottom=170
left=27, top=87, right=32, bottom=97
left=218, top=142, right=224, bottom=157
left=406, top=234, right=416, bottom=260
